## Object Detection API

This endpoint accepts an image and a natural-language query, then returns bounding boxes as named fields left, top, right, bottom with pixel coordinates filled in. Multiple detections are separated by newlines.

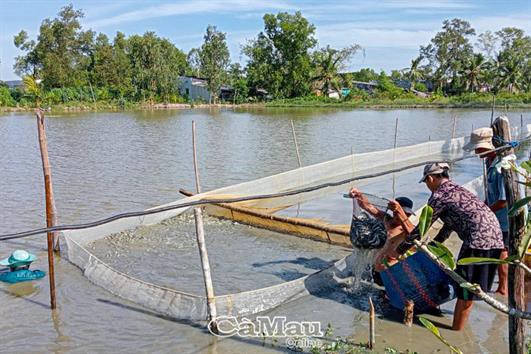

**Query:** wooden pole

left=520, top=114, right=524, bottom=138
left=290, top=120, right=302, bottom=168
left=492, top=116, right=527, bottom=354
left=191, top=121, right=218, bottom=333
left=392, top=118, right=399, bottom=198
left=451, top=116, right=457, bottom=139
left=368, top=297, right=375, bottom=349
left=36, top=109, right=57, bottom=310
left=490, top=94, right=495, bottom=125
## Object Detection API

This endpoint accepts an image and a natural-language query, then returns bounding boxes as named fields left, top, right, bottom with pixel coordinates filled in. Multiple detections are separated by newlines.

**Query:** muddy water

left=0, top=108, right=529, bottom=353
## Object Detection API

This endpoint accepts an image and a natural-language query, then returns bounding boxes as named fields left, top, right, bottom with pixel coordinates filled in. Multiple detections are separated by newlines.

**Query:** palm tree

left=495, top=53, right=522, bottom=93
left=402, top=56, right=424, bottom=88
left=312, top=44, right=361, bottom=96
left=460, top=53, right=487, bottom=92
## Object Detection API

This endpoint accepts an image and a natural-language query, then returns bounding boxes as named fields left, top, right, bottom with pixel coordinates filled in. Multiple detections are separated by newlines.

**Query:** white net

left=62, top=123, right=531, bottom=322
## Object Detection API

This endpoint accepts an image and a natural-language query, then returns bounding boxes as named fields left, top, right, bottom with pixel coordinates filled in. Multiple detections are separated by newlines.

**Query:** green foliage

left=312, top=44, right=361, bottom=95
left=427, top=241, right=456, bottom=270
left=244, top=11, right=317, bottom=98
left=376, top=72, right=404, bottom=99
left=458, top=255, right=518, bottom=265
left=418, top=317, right=463, bottom=354
left=197, top=25, right=230, bottom=103
left=418, top=205, right=433, bottom=237
left=0, top=87, right=16, bottom=107
left=508, top=196, right=531, bottom=217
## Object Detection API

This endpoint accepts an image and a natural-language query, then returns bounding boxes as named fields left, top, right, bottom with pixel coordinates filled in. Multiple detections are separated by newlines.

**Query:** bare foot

left=495, top=288, right=508, bottom=296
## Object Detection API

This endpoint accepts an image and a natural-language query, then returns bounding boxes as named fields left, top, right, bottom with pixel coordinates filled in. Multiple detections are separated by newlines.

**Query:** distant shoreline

left=1, top=101, right=531, bottom=113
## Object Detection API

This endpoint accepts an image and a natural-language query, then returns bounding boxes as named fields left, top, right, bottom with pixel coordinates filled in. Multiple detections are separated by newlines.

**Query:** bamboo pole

left=413, top=239, right=531, bottom=320
left=520, top=114, right=524, bottom=138
left=191, top=121, right=218, bottom=333
left=290, top=120, right=302, bottom=168
left=490, top=94, right=495, bottom=125
left=492, top=116, right=527, bottom=354
left=36, top=109, right=57, bottom=310
left=392, top=118, right=399, bottom=198
left=368, top=297, right=375, bottom=350
left=451, top=116, right=457, bottom=139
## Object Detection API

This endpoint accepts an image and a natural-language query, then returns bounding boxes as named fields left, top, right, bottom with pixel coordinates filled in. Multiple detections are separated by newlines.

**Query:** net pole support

left=451, top=116, right=457, bottom=139
left=492, top=116, right=527, bottom=354
left=191, top=120, right=218, bottom=333
left=290, top=119, right=302, bottom=168
left=36, top=109, right=58, bottom=310
left=392, top=117, right=399, bottom=198
left=368, top=297, right=375, bottom=349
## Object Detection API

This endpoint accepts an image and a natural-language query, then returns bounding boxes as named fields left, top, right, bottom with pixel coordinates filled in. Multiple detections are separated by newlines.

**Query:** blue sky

left=0, top=0, right=530, bottom=81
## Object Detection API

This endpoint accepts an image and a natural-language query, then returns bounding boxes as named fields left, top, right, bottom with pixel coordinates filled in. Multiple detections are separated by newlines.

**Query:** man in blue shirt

left=465, top=127, right=508, bottom=295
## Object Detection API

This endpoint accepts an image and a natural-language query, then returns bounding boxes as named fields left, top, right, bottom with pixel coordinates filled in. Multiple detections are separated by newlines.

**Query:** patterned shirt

left=400, top=180, right=504, bottom=254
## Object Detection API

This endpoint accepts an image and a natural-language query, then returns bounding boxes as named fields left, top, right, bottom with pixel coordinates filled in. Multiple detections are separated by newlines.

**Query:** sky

left=0, top=0, right=530, bottom=81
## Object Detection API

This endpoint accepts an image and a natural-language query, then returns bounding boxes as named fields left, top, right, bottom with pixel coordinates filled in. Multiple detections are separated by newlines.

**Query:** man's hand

left=349, top=187, right=371, bottom=209
left=388, top=200, right=407, bottom=221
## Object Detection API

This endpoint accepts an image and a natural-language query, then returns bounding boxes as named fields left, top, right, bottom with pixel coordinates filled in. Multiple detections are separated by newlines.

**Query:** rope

left=1, top=137, right=530, bottom=242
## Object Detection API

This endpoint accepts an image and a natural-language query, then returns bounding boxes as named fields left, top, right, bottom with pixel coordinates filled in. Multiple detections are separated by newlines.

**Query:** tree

left=14, top=5, right=94, bottom=89
left=197, top=25, right=230, bottom=103
left=419, top=18, right=476, bottom=93
left=460, top=53, right=488, bottom=92
left=312, top=44, right=361, bottom=95
left=493, top=27, right=530, bottom=93
left=127, top=32, right=187, bottom=102
left=476, top=30, right=498, bottom=59
left=402, top=56, right=426, bottom=88
left=228, top=63, right=248, bottom=103
left=244, top=11, right=317, bottom=98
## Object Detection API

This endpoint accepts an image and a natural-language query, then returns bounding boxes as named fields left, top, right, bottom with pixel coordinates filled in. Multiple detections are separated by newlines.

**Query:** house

left=352, top=80, right=378, bottom=93
left=178, top=76, right=236, bottom=102
left=3, top=80, right=23, bottom=89
left=178, top=76, right=212, bottom=102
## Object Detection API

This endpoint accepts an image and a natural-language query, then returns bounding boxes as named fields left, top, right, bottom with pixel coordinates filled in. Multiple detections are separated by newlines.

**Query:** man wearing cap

left=397, top=163, right=504, bottom=330
left=465, top=127, right=509, bottom=296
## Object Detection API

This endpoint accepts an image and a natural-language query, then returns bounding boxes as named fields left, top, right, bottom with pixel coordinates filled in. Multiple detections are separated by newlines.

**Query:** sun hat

left=0, top=250, right=36, bottom=267
left=463, top=127, right=495, bottom=152
left=395, top=197, right=415, bottom=215
left=419, top=162, right=450, bottom=183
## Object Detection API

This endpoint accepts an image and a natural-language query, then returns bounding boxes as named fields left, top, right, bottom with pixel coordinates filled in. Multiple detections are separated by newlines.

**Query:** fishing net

left=61, top=125, right=531, bottom=322
left=349, top=194, right=389, bottom=249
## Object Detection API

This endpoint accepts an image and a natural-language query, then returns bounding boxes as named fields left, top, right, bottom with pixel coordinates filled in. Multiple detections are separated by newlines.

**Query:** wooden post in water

left=490, top=95, right=495, bottom=125
left=290, top=120, right=302, bottom=168
left=492, top=116, right=527, bottom=354
left=36, top=109, right=57, bottom=310
left=451, top=116, right=457, bottom=139
left=392, top=118, right=399, bottom=198
left=191, top=121, right=218, bottom=333
left=368, top=297, right=375, bottom=349
left=520, top=114, right=524, bottom=137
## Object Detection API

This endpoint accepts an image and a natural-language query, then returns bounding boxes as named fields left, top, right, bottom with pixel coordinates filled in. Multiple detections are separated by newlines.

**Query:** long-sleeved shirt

left=399, top=180, right=504, bottom=255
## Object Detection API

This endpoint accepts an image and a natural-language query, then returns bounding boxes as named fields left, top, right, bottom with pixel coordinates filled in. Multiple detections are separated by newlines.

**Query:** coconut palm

left=460, top=53, right=487, bottom=92
left=495, top=52, right=522, bottom=93
left=312, top=44, right=361, bottom=95
left=402, top=56, right=424, bottom=88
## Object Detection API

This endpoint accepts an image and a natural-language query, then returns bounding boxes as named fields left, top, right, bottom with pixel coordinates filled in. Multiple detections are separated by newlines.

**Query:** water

left=0, top=107, right=528, bottom=353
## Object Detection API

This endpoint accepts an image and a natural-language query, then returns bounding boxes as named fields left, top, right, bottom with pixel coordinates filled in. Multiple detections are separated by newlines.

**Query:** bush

left=0, top=87, right=16, bottom=106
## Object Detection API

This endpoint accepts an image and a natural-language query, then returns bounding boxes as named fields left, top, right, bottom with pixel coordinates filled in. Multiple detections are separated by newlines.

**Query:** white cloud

left=381, top=0, right=475, bottom=9
left=85, top=0, right=291, bottom=28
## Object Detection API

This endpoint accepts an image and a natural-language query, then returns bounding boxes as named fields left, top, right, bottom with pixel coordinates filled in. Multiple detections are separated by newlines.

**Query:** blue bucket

left=380, top=252, right=455, bottom=312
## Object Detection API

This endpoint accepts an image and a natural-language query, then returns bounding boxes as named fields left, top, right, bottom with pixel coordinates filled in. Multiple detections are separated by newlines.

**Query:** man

left=349, top=188, right=415, bottom=271
left=464, top=127, right=508, bottom=295
left=397, top=162, right=504, bottom=330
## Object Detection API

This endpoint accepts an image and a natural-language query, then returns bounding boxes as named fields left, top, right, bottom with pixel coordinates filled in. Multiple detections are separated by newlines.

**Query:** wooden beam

left=492, top=116, right=527, bottom=354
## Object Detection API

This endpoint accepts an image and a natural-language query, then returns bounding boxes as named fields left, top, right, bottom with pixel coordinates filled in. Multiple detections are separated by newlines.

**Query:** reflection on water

left=0, top=107, right=527, bottom=353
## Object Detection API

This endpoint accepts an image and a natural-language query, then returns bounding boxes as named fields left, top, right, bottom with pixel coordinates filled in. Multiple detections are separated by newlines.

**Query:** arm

left=388, top=200, right=415, bottom=234
left=490, top=200, right=507, bottom=213
left=433, top=224, right=452, bottom=244
left=349, top=188, right=385, bottom=220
